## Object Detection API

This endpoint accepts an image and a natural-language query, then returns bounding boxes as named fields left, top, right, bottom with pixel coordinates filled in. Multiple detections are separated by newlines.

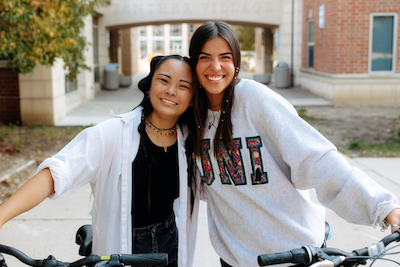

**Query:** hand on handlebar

left=258, top=229, right=400, bottom=266
left=385, top=208, right=400, bottom=233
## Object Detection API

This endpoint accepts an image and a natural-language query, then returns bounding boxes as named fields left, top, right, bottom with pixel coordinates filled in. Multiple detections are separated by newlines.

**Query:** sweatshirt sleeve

left=37, top=124, right=104, bottom=199
left=238, top=79, right=399, bottom=228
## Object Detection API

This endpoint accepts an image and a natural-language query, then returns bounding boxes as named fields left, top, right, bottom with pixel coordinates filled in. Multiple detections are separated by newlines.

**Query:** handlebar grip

left=258, top=251, right=294, bottom=266
left=120, top=253, right=168, bottom=266
left=258, top=247, right=313, bottom=266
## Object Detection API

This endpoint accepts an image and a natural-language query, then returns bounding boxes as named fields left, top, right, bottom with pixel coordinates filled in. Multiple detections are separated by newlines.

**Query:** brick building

left=300, top=0, right=400, bottom=106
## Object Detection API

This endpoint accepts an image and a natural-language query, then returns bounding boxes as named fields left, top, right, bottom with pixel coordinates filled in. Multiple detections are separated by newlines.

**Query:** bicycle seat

left=76, top=224, right=93, bottom=256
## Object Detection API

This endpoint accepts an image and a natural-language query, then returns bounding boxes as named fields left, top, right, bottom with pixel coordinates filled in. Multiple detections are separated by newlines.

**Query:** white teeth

left=207, top=76, right=223, bottom=81
left=162, top=99, right=177, bottom=105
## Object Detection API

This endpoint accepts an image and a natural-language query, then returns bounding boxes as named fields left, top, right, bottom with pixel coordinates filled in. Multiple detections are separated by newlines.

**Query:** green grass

left=297, top=108, right=400, bottom=158
left=297, top=108, right=323, bottom=122
left=340, top=140, right=400, bottom=157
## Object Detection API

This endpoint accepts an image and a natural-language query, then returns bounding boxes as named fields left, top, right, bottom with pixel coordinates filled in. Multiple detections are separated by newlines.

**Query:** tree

left=233, top=26, right=255, bottom=51
left=0, top=0, right=110, bottom=80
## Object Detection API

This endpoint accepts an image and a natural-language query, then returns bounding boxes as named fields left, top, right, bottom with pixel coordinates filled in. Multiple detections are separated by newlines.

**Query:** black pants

left=133, top=212, right=178, bottom=267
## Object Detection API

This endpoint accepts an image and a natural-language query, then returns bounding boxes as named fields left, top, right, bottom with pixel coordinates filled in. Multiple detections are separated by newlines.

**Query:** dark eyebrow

left=199, top=52, right=211, bottom=56
left=157, top=73, right=171, bottom=79
left=158, top=73, right=192, bottom=86
left=180, top=79, right=193, bottom=86
left=220, top=52, right=233, bottom=56
left=199, top=52, right=233, bottom=56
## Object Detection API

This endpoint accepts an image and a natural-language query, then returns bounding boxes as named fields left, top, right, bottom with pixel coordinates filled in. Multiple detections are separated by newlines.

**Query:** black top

left=132, top=132, right=179, bottom=228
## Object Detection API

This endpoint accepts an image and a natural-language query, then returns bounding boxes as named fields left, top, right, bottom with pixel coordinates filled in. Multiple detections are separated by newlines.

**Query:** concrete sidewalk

left=1, top=74, right=399, bottom=266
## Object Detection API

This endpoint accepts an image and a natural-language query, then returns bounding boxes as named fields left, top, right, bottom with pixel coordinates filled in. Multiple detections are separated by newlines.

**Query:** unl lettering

left=200, top=136, right=268, bottom=186
left=217, top=138, right=246, bottom=185
left=246, top=137, right=268, bottom=184
left=200, top=139, right=215, bottom=185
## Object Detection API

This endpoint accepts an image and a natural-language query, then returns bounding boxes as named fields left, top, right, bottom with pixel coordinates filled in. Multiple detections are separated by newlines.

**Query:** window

left=370, top=13, right=397, bottom=73
left=170, top=24, right=182, bottom=36
left=170, top=40, right=182, bottom=54
left=140, top=40, right=147, bottom=59
left=65, top=75, right=78, bottom=94
left=139, top=26, right=146, bottom=37
left=153, top=40, right=164, bottom=54
left=307, top=20, right=315, bottom=68
left=92, top=15, right=99, bottom=83
left=189, top=24, right=195, bottom=34
left=153, top=25, right=164, bottom=36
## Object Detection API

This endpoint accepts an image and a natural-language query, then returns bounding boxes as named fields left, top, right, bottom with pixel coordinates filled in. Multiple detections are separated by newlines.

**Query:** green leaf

left=0, top=0, right=111, bottom=79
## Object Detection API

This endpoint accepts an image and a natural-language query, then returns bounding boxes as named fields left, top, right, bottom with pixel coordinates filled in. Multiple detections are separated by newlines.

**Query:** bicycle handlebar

left=258, top=229, right=400, bottom=266
left=0, top=244, right=168, bottom=267
left=258, top=247, right=315, bottom=266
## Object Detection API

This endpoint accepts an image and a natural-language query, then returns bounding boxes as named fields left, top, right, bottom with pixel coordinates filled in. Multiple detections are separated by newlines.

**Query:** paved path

left=1, top=74, right=399, bottom=266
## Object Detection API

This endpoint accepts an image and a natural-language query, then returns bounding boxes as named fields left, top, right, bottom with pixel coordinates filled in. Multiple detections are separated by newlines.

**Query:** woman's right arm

left=0, top=168, right=54, bottom=230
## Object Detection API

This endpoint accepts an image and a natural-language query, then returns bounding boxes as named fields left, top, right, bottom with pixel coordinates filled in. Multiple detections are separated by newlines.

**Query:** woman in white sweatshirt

left=187, top=21, right=400, bottom=267
left=0, top=55, right=199, bottom=267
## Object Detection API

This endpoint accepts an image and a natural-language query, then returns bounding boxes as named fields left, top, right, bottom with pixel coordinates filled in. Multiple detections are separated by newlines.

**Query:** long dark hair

left=135, top=55, right=193, bottom=214
left=187, top=21, right=241, bottom=214
left=189, top=21, right=241, bottom=158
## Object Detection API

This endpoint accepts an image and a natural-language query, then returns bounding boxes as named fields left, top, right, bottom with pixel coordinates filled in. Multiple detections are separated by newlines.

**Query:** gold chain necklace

left=208, top=102, right=222, bottom=108
left=146, top=126, right=176, bottom=152
left=146, top=118, right=176, bottom=136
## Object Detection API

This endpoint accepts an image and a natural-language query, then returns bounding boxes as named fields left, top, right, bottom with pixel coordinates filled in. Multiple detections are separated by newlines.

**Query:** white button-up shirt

left=38, top=107, right=199, bottom=267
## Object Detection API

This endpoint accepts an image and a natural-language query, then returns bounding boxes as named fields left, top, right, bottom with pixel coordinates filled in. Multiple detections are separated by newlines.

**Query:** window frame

left=140, top=40, right=147, bottom=59
left=92, top=15, right=99, bottom=83
left=170, top=24, right=182, bottom=36
left=153, top=25, right=164, bottom=37
left=307, top=19, right=315, bottom=68
left=153, top=40, right=164, bottom=55
left=139, top=26, right=147, bottom=37
left=368, top=12, right=398, bottom=74
left=170, top=40, right=182, bottom=54
left=65, top=74, right=78, bottom=94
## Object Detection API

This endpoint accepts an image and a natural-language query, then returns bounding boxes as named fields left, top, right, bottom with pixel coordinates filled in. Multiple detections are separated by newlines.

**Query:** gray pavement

left=1, top=73, right=400, bottom=266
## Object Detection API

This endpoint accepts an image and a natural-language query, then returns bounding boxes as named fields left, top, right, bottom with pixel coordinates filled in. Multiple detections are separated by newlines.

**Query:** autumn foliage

left=0, top=0, right=110, bottom=80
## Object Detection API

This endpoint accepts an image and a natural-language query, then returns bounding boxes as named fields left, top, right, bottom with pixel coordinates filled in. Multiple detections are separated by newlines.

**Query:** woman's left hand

left=385, top=208, right=400, bottom=233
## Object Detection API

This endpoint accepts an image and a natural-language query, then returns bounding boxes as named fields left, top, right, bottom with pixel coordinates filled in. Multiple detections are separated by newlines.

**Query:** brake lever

left=310, top=248, right=346, bottom=267
left=310, top=256, right=345, bottom=267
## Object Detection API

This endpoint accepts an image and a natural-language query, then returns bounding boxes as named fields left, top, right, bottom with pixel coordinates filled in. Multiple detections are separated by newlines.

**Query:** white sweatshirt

left=195, top=79, right=399, bottom=267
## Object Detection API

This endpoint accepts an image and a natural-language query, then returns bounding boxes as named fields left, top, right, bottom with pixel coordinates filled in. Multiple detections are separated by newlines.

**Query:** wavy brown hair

left=186, top=22, right=241, bottom=212
left=189, top=21, right=241, bottom=158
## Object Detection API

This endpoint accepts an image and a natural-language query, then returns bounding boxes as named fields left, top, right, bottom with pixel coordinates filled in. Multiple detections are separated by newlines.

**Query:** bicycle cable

left=369, top=243, right=400, bottom=266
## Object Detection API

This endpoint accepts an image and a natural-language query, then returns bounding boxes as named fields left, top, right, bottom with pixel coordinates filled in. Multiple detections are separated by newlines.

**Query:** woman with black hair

left=0, top=55, right=199, bottom=267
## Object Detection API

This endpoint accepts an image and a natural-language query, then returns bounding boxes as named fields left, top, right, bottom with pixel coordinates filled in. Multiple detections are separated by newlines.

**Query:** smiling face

left=196, top=37, right=236, bottom=107
left=148, top=58, right=194, bottom=126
